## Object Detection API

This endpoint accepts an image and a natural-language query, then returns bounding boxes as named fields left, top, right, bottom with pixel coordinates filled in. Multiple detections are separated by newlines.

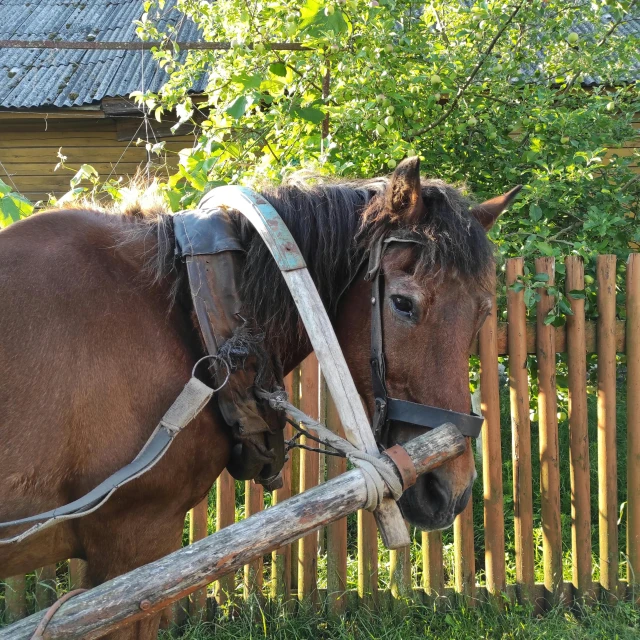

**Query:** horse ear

left=385, top=156, right=425, bottom=224
left=470, top=185, right=522, bottom=231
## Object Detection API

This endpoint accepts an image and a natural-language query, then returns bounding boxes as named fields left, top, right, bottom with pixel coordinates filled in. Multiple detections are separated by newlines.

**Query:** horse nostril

left=419, top=472, right=450, bottom=515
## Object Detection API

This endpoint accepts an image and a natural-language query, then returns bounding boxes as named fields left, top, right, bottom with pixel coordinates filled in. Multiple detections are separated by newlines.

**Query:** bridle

left=364, top=235, right=485, bottom=448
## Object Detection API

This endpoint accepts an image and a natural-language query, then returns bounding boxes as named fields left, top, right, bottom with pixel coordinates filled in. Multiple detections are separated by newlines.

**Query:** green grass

left=160, top=599, right=640, bottom=640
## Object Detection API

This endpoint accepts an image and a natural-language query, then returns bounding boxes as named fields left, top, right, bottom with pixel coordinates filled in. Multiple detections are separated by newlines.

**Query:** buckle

left=372, top=397, right=388, bottom=442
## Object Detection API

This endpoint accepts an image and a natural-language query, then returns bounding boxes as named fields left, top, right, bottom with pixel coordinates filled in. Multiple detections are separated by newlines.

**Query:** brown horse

left=0, top=157, right=517, bottom=638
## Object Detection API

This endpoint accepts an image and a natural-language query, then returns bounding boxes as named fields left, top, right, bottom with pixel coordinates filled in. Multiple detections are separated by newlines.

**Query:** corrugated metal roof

left=0, top=0, right=207, bottom=109
left=0, top=2, right=637, bottom=110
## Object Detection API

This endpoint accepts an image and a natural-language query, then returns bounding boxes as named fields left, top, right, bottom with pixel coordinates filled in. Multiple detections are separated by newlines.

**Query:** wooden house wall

left=0, top=112, right=637, bottom=207
left=0, top=115, right=197, bottom=203
left=603, top=112, right=639, bottom=172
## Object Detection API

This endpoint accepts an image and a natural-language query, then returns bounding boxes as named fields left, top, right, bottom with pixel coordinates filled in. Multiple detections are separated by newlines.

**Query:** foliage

left=130, top=0, right=639, bottom=277
left=0, top=178, right=33, bottom=228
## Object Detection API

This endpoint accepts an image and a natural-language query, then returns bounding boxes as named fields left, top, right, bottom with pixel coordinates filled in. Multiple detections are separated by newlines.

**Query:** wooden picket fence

left=2, top=253, right=639, bottom=625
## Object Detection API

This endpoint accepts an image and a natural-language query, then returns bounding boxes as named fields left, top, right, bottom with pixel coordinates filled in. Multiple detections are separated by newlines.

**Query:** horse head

left=237, top=161, right=520, bottom=530
left=335, top=157, right=520, bottom=530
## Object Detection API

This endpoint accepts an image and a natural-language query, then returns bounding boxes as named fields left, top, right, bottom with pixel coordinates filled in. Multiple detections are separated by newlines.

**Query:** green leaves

left=293, top=106, right=326, bottom=124
left=0, top=179, right=34, bottom=228
left=226, top=95, right=249, bottom=119
left=529, top=203, right=542, bottom=221
left=70, top=164, right=99, bottom=188
left=299, top=0, right=348, bottom=35
left=269, top=63, right=287, bottom=78
left=128, top=0, right=638, bottom=290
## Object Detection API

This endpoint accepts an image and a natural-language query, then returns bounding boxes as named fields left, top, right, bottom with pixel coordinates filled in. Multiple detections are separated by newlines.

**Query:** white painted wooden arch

left=203, top=186, right=410, bottom=549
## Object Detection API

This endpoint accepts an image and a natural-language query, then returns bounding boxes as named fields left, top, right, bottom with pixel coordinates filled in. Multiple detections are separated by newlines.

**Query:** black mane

left=103, top=174, right=493, bottom=353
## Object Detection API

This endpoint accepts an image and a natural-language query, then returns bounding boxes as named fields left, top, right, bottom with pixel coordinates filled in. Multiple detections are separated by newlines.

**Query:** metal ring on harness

left=191, top=354, right=231, bottom=393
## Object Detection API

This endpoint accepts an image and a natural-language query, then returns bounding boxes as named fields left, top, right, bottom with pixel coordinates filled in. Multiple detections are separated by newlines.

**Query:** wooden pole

left=35, top=565, right=57, bottom=611
left=4, top=576, right=27, bottom=623
left=506, top=258, right=535, bottom=603
left=596, top=255, right=618, bottom=600
left=535, top=257, right=562, bottom=605
left=453, top=500, right=475, bottom=602
left=627, top=254, right=640, bottom=595
left=243, top=481, right=264, bottom=599
left=288, top=368, right=301, bottom=593
left=1, top=426, right=466, bottom=640
left=0, top=40, right=311, bottom=51
left=270, top=373, right=294, bottom=602
left=325, top=390, right=348, bottom=617
left=389, top=524, right=412, bottom=608
left=298, top=354, right=320, bottom=607
left=565, top=256, right=592, bottom=601
left=214, top=471, right=236, bottom=608
left=422, top=532, right=444, bottom=600
left=479, top=285, right=506, bottom=601
left=188, top=497, right=209, bottom=618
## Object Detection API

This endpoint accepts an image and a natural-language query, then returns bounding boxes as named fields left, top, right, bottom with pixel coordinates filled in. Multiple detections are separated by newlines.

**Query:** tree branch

left=597, top=1, right=637, bottom=47
left=410, top=1, right=525, bottom=139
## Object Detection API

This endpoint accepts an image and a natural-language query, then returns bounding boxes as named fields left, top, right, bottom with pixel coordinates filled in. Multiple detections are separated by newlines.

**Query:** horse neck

left=280, top=339, right=314, bottom=377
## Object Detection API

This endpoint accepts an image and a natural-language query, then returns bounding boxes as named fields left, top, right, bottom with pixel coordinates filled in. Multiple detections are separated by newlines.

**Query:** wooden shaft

left=506, top=258, right=535, bottom=602
left=325, top=391, right=347, bottom=617
left=535, top=257, right=562, bottom=604
left=298, top=354, right=320, bottom=606
left=188, top=497, right=209, bottom=617
left=214, top=470, right=236, bottom=607
left=285, top=269, right=409, bottom=549
left=479, top=287, right=506, bottom=598
left=627, top=254, right=640, bottom=590
left=2, top=426, right=465, bottom=640
left=596, top=255, right=618, bottom=599
left=453, top=499, right=476, bottom=603
left=565, top=256, right=592, bottom=599
left=35, top=565, right=57, bottom=611
left=243, top=480, right=264, bottom=599
left=271, top=372, right=294, bottom=601
left=422, top=531, right=444, bottom=598
left=4, top=576, right=27, bottom=623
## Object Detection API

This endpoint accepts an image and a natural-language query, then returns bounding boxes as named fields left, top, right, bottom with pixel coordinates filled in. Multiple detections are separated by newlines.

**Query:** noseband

left=364, top=236, right=484, bottom=447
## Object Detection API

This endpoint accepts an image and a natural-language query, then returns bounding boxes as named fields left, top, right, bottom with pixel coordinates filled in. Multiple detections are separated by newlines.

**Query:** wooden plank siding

left=603, top=112, right=639, bottom=172
left=0, top=116, right=197, bottom=202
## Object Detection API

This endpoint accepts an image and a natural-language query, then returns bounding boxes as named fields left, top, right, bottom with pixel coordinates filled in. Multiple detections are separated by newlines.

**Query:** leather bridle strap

left=364, top=235, right=484, bottom=447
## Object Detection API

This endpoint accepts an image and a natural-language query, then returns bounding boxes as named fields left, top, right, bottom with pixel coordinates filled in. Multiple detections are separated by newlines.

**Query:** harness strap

left=176, top=204, right=287, bottom=487
left=0, top=376, right=215, bottom=545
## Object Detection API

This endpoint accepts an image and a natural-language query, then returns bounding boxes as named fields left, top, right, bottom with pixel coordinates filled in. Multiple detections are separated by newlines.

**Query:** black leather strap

left=387, top=398, right=484, bottom=438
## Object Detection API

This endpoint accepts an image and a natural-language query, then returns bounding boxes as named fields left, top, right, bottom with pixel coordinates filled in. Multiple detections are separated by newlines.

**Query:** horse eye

left=391, top=295, right=414, bottom=318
